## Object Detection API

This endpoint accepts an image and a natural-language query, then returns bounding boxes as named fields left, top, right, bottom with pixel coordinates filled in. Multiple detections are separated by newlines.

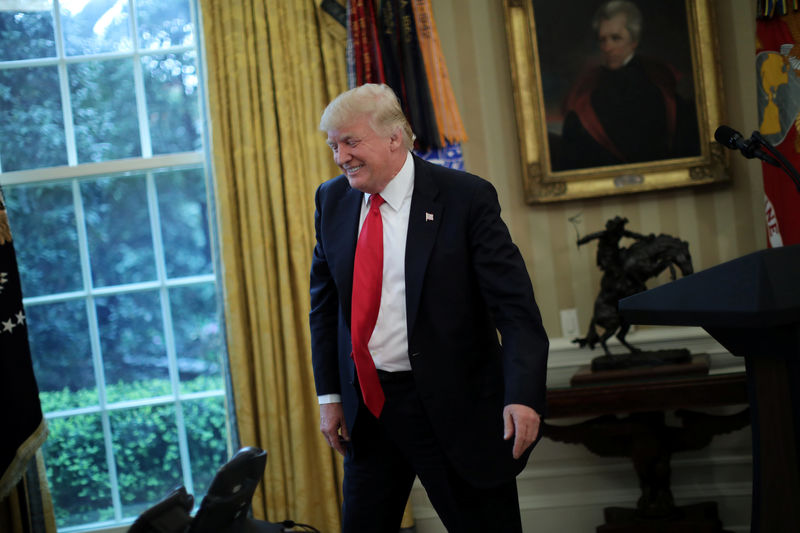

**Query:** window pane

left=0, top=66, right=67, bottom=171
left=0, top=6, right=56, bottom=61
left=70, top=59, right=141, bottom=163
left=44, top=414, right=113, bottom=528
left=4, top=182, right=81, bottom=297
left=137, top=0, right=194, bottom=50
left=184, top=396, right=228, bottom=497
left=156, top=167, right=211, bottom=277
left=96, top=291, right=169, bottom=402
left=28, top=300, right=98, bottom=409
left=81, top=175, right=156, bottom=287
left=61, top=0, right=132, bottom=56
left=144, top=51, right=201, bottom=154
left=170, top=283, right=223, bottom=392
left=111, top=404, right=182, bottom=519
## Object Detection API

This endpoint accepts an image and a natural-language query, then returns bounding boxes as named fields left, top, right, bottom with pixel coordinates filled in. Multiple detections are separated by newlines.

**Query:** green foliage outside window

left=41, top=376, right=228, bottom=527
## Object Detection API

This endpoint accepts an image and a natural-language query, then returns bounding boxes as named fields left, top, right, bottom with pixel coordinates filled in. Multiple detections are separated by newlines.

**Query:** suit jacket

left=309, top=155, right=549, bottom=487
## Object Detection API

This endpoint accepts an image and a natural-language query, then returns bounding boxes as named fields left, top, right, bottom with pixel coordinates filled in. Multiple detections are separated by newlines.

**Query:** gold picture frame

left=503, top=0, right=729, bottom=203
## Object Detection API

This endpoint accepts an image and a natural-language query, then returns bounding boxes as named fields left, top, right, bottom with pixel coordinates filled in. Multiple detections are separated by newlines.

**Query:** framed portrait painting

left=503, top=0, right=729, bottom=203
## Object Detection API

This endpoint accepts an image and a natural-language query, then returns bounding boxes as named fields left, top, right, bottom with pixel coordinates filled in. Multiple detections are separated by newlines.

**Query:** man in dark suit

left=309, top=83, right=549, bottom=532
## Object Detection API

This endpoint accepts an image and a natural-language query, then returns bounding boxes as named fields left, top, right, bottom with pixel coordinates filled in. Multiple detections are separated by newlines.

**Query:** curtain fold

left=199, top=1, right=347, bottom=530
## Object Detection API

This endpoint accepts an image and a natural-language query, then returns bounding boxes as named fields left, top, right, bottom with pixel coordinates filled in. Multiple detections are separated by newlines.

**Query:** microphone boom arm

left=749, top=130, right=800, bottom=193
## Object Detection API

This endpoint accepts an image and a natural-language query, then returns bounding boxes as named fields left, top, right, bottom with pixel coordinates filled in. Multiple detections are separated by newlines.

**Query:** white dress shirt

left=319, top=151, right=414, bottom=404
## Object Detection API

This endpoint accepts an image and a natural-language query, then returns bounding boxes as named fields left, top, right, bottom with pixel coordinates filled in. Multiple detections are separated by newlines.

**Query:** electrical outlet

left=560, top=308, right=580, bottom=339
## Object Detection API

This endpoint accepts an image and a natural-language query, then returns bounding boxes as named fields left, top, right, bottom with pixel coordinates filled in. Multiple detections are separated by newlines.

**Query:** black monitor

left=190, top=447, right=283, bottom=533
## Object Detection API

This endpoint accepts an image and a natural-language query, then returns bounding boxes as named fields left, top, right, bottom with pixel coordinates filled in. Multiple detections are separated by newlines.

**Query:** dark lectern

left=618, top=244, right=800, bottom=533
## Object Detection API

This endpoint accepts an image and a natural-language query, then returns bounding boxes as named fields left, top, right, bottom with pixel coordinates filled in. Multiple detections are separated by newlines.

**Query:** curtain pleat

left=199, top=1, right=346, bottom=530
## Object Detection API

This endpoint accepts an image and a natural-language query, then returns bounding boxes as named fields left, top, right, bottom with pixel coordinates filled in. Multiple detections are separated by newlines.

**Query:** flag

left=0, top=187, right=48, bottom=500
left=339, top=0, right=466, bottom=167
left=755, top=8, right=800, bottom=246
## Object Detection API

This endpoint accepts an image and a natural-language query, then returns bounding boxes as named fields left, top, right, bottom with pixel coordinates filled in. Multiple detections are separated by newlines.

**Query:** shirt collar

left=622, top=53, right=635, bottom=67
left=365, top=151, right=414, bottom=211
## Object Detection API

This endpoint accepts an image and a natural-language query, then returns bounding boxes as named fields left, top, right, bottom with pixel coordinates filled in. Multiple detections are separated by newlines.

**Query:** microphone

left=714, top=125, right=780, bottom=167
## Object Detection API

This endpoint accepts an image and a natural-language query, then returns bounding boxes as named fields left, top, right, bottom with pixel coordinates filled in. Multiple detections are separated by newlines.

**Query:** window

left=0, top=1, right=232, bottom=531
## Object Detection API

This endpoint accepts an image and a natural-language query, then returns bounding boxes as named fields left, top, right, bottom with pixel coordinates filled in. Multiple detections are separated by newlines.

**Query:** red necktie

left=351, top=194, right=386, bottom=418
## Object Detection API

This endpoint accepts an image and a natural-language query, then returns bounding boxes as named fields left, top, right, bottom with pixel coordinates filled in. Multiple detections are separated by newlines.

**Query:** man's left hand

left=503, top=404, right=541, bottom=459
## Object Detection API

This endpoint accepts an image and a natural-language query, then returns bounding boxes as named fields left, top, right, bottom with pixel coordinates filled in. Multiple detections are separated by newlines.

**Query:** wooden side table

left=543, top=372, right=749, bottom=532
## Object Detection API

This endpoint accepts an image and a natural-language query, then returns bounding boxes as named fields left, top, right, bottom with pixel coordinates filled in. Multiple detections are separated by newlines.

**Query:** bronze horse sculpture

left=574, top=217, right=693, bottom=357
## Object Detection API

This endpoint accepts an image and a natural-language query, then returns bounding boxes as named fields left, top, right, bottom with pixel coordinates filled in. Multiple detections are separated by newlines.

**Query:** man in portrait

left=557, top=0, right=700, bottom=170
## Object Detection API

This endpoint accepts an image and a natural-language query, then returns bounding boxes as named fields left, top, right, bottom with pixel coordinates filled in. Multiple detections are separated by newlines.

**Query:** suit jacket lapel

left=406, top=157, right=442, bottom=339
left=332, top=184, right=363, bottom=327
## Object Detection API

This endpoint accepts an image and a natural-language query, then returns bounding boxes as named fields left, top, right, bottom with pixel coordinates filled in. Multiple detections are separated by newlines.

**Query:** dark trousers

left=342, top=373, right=523, bottom=533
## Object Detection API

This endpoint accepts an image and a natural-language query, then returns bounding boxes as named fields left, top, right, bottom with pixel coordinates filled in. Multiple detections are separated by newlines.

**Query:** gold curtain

left=199, top=1, right=347, bottom=530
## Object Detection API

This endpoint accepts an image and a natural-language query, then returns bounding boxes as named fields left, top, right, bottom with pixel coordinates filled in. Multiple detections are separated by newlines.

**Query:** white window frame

left=0, top=1, right=232, bottom=531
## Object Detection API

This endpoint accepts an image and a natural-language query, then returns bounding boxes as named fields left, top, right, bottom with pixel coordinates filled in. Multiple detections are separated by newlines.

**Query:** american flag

left=0, top=187, right=48, bottom=499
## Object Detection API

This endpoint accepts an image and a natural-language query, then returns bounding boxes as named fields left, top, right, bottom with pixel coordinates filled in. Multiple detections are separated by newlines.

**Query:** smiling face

left=597, top=13, right=638, bottom=70
left=326, top=114, right=406, bottom=194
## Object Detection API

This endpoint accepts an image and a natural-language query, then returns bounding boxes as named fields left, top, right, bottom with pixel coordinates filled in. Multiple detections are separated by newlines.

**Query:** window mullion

left=146, top=171, right=195, bottom=496
left=133, top=58, right=152, bottom=158
left=73, top=179, right=123, bottom=522
left=0, top=152, right=205, bottom=186
left=131, top=0, right=153, bottom=159
left=53, top=0, right=78, bottom=167
left=22, top=273, right=216, bottom=307
left=44, top=389, right=225, bottom=421
left=58, top=60, right=77, bottom=166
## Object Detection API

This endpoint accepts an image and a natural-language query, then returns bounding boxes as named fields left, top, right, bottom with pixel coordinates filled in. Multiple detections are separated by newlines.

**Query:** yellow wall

left=431, top=0, right=764, bottom=338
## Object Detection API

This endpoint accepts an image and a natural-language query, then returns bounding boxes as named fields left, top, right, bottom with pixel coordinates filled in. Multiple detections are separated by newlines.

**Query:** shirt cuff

left=318, top=394, right=342, bottom=404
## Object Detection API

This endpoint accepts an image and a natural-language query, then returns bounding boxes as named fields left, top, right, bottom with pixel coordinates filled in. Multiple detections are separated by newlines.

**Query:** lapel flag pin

left=425, top=212, right=434, bottom=222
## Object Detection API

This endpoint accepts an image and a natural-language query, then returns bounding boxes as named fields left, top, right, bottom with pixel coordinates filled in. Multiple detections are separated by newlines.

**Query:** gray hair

left=592, top=0, right=642, bottom=43
left=319, top=83, right=416, bottom=150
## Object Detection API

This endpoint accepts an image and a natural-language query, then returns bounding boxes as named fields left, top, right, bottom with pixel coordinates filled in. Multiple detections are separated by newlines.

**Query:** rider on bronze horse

left=574, top=216, right=694, bottom=357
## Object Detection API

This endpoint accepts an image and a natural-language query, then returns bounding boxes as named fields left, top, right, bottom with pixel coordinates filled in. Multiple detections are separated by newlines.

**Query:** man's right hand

left=320, top=402, right=349, bottom=456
